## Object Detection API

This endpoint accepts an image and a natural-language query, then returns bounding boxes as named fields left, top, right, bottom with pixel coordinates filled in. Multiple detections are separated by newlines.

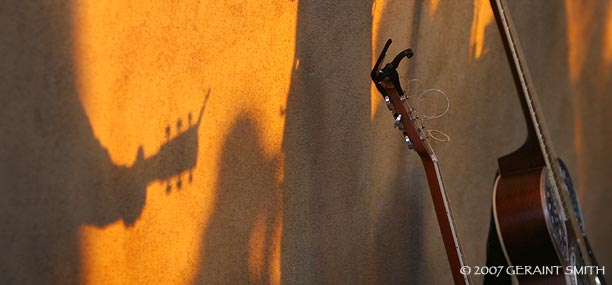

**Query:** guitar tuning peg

left=384, top=96, right=394, bottom=111
left=404, top=135, right=414, bottom=149
left=393, top=114, right=404, bottom=130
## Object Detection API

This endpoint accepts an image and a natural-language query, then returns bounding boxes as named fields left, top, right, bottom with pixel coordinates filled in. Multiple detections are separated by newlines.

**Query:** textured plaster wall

left=1, top=0, right=611, bottom=284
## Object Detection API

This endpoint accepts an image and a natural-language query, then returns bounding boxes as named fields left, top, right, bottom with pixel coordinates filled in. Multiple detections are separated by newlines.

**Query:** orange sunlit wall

left=72, top=0, right=298, bottom=284
left=369, top=0, right=419, bottom=119
left=564, top=0, right=597, bottom=197
left=469, top=0, right=493, bottom=60
left=370, top=0, right=389, bottom=118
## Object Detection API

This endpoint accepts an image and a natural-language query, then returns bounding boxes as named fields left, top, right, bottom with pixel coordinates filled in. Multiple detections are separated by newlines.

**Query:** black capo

left=371, top=39, right=414, bottom=97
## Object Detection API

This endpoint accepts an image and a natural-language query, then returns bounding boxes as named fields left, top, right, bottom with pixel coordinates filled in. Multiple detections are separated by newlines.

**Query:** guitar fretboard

left=490, top=0, right=592, bottom=270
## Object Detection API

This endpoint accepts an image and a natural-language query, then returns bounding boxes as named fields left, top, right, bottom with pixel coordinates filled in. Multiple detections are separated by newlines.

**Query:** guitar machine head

left=371, top=39, right=435, bottom=156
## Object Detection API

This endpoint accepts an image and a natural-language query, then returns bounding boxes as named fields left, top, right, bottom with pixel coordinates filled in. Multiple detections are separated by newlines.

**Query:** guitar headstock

left=371, top=39, right=435, bottom=157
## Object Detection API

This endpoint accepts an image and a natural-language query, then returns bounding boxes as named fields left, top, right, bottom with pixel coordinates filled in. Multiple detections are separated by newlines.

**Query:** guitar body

left=486, top=0, right=606, bottom=284
left=493, top=165, right=567, bottom=285
left=493, top=160, right=600, bottom=285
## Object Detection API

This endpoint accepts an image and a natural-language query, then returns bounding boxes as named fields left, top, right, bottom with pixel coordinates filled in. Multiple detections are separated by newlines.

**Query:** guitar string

left=401, top=77, right=451, bottom=142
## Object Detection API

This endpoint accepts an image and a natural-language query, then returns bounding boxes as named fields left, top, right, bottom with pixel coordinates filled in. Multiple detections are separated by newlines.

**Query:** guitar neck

left=379, top=83, right=470, bottom=285
left=490, top=0, right=594, bottom=271
left=490, top=0, right=560, bottom=176
left=491, top=0, right=569, bottom=207
left=372, top=41, right=471, bottom=284
left=423, top=157, right=472, bottom=285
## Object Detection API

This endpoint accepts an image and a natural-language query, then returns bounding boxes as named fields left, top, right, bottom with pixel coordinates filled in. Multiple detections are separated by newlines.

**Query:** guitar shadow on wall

left=95, top=92, right=210, bottom=226
left=2, top=90, right=209, bottom=284
left=0, top=0, right=209, bottom=278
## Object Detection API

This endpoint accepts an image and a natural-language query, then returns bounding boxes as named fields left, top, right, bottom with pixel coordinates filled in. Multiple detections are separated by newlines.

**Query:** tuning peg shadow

left=177, top=118, right=183, bottom=133
left=176, top=174, right=183, bottom=189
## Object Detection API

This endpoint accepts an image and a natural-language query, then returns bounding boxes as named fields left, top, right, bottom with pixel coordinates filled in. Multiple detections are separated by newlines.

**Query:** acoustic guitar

left=489, top=0, right=605, bottom=284
left=371, top=39, right=472, bottom=285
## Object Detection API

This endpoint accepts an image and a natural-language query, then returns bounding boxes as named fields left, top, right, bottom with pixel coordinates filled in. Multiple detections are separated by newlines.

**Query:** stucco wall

left=1, top=0, right=610, bottom=284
